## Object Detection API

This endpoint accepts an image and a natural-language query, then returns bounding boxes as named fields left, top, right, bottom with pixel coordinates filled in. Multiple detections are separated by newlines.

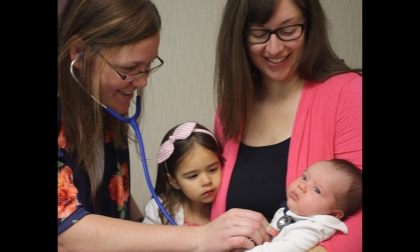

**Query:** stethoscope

left=70, top=52, right=178, bottom=225
left=275, top=202, right=295, bottom=232
left=276, top=215, right=294, bottom=230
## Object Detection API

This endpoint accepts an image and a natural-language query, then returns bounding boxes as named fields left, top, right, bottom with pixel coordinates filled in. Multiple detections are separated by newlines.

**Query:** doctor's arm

left=58, top=208, right=272, bottom=252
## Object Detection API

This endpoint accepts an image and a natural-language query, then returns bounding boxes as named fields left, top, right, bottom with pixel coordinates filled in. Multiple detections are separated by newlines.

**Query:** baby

left=241, top=159, right=362, bottom=252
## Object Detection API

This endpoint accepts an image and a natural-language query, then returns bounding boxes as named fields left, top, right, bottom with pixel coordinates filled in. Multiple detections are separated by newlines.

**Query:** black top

left=226, top=138, right=290, bottom=222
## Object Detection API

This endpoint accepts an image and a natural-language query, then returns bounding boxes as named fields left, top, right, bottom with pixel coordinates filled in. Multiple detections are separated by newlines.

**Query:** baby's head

left=286, top=159, right=362, bottom=220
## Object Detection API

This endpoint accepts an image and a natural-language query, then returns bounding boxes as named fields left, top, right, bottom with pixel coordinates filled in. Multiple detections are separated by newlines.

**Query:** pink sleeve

left=320, top=209, right=362, bottom=251
left=211, top=108, right=227, bottom=220
left=212, top=74, right=362, bottom=251
left=318, top=74, right=363, bottom=251
left=211, top=108, right=240, bottom=220
left=288, top=73, right=362, bottom=251
left=333, top=75, right=362, bottom=168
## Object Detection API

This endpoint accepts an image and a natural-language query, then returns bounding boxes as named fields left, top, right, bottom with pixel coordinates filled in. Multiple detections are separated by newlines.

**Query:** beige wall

left=58, top=0, right=362, bottom=215
left=320, top=0, right=362, bottom=69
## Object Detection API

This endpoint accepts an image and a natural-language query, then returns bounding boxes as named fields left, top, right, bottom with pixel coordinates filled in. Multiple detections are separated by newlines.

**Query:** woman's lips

left=118, top=90, right=134, bottom=100
left=267, top=57, right=286, bottom=63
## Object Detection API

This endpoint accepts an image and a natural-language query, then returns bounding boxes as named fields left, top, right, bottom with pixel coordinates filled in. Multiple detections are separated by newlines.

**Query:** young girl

left=142, top=122, right=224, bottom=226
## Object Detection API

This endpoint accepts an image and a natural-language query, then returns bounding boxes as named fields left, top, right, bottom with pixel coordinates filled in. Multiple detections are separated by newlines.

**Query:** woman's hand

left=197, top=208, right=272, bottom=251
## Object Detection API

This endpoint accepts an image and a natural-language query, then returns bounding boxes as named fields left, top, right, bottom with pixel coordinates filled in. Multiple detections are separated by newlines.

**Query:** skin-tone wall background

left=58, top=0, right=362, bottom=216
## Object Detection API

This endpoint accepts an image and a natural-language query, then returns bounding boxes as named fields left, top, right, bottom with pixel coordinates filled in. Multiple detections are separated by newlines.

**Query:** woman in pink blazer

left=211, top=0, right=362, bottom=251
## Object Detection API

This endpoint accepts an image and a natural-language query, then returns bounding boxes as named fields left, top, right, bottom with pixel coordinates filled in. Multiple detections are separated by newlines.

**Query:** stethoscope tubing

left=70, top=57, right=177, bottom=225
left=105, top=97, right=177, bottom=225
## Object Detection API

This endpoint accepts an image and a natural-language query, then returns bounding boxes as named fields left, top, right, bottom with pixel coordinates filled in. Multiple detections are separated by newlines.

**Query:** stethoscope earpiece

left=77, top=51, right=85, bottom=59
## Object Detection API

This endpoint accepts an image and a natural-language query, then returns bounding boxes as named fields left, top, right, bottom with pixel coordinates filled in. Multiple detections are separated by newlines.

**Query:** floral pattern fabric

left=57, top=98, right=131, bottom=234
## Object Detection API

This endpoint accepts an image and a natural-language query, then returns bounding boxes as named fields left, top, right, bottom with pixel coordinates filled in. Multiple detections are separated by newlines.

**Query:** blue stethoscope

left=70, top=53, right=177, bottom=225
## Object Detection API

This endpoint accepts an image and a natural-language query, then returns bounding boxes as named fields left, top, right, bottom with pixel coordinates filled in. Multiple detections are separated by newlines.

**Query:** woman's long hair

left=214, top=0, right=362, bottom=141
left=58, top=0, right=161, bottom=200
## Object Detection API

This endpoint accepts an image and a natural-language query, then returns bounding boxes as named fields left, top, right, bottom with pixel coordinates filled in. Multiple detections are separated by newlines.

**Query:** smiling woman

left=58, top=0, right=163, bottom=240
left=58, top=2, right=275, bottom=251
left=210, top=1, right=362, bottom=252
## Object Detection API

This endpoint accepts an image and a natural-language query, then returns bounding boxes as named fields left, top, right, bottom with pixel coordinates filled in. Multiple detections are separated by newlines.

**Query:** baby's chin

left=286, top=200, right=305, bottom=215
left=286, top=199, right=297, bottom=212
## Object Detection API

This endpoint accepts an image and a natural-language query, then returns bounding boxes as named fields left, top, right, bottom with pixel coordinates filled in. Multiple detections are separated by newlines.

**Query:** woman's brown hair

left=58, top=0, right=161, bottom=201
left=214, top=0, right=362, bottom=141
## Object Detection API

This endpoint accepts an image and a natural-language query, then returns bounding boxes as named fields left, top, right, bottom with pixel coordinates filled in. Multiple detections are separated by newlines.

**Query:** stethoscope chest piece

left=277, top=215, right=294, bottom=230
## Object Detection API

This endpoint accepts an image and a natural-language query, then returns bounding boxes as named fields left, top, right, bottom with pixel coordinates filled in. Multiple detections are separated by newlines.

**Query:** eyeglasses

left=245, top=23, right=306, bottom=44
left=94, top=49, right=164, bottom=82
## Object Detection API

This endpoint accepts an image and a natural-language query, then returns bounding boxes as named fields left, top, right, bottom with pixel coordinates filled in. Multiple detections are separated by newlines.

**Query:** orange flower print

left=109, top=163, right=129, bottom=206
left=58, top=123, right=66, bottom=148
left=104, top=129, right=112, bottom=143
left=104, top=128, right=118, bottom=143
left=58, top=166, right=80, bottom=218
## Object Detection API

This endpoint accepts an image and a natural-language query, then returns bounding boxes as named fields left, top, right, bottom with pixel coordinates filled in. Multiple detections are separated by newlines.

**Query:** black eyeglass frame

left=92, top=47, right=164, bottom=82
left=245, top=23, right=306, bottom=44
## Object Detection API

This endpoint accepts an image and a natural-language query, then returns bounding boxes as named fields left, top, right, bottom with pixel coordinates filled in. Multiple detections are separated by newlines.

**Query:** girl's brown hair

left=154, top=122, right=224, bottom=224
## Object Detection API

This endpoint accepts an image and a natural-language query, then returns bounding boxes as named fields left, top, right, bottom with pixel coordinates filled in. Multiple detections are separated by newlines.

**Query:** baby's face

left=286, top=161, right=349, bottom=216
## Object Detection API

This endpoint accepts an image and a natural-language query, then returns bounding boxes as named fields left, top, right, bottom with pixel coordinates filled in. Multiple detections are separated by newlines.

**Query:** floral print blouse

left=57, top=98, right=131, bottom=234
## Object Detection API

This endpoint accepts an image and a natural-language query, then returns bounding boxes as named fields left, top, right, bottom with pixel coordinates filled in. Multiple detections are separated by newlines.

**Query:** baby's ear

left=331, top=209, right=345, bottom=219
left=167, top=173, right=181, bottom=190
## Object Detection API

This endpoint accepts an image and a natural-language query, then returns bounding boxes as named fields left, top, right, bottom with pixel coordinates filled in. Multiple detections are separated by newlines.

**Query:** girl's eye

left=302, top=175, right=307, bottom=181
left=187, top=174, right=198, bottom=180
left=209, top=167, right=219, bottom=173
left=313, top=187, right=321, bottom=194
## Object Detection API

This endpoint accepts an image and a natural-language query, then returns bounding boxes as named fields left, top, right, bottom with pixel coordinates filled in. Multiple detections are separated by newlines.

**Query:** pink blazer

left=211, top=72, right=362, bottom=252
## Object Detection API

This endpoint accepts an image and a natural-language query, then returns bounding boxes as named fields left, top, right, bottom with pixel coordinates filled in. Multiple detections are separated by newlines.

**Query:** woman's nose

left=266, top=33, right=284, bottom=55
left=131, top=74, right=148, bottom=87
